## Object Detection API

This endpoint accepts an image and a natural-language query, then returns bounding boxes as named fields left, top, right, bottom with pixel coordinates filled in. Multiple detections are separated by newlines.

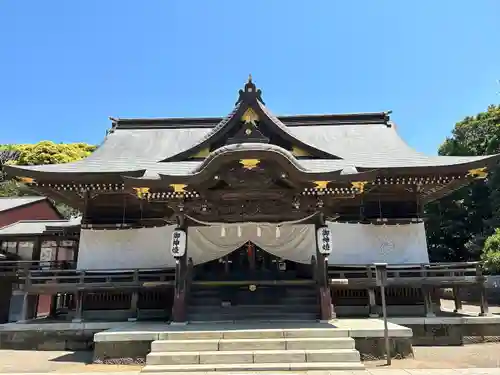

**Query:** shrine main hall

left=2, top=76, right=499, bottom=324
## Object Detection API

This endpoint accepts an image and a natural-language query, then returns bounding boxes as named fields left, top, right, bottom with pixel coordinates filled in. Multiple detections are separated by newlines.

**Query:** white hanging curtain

left=77, top=226, right=177, bottom=270
left=250, top=224, right=315, bottom=264
left=187, top=226, right=248, bottom=265
left=187, top=223, right=316, bottom=265
left=326, top=222, right=429, bottom=265
left=76, top=221, right=429, bottom=271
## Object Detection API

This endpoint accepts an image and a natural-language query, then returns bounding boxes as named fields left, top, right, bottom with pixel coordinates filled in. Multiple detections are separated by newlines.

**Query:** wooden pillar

left=315, top=214, right=333, bottom=321
left=422, top=286, right=435, bottom=317
left=475, top=264, right=490, bottom=316
left=48, top=294, right=58, bottom=318
left=18, top=264, right=33, bottom=322
left=72, top=291, right=83, bottom=322
left=129, top=292, right=139, bottom=321
left=368, top=288, right=380, bottom=317
left=172, top=215, right=188, bottom=323
left=19, top=293, right=37, bottom=322
left=0, top=279, right=13, bottom=324
left=19, top=292, right=30, bottom=322
left=452, top=286, right=463, bottom=313
left=478, top=284, right=490, bottom=316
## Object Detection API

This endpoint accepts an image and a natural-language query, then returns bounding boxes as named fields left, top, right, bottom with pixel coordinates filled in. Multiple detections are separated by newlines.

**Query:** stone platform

left=390, top=316, right=500, bottom=345
left=92, top=319, right=413, bottom=371
left=2, top=316, right=500, bottom=371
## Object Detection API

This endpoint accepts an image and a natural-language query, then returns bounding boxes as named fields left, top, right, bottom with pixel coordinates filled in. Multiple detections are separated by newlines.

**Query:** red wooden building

left=0, top=197, right=62, bottom=228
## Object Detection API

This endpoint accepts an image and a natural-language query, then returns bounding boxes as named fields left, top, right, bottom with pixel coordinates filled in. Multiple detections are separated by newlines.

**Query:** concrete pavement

left=2, top=369, right=500, bottom=374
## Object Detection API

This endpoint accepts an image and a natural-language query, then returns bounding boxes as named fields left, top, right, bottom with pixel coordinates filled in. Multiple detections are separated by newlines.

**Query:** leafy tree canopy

left=0, top=141, right=96, bottom=218
left=2, top=141, right=95, bottom=166
left=426, top=104, right=500, bottom=264
left=482, top=229, right=500, bottom=273
left=439, top=105, right=500, bottom=157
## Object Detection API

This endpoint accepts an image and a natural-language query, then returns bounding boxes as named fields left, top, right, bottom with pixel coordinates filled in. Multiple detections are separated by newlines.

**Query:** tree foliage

left=426, top=105, right=500, bottom=264
left=5, top=142, right=95, bottom=166
left=482, top=228, right=500, bottom=273
left=0, top=141, right=96, bottom=218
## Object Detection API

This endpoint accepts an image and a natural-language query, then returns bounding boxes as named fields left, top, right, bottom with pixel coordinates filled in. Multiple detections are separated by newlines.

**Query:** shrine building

left=2, top=76, right=499, bottom=323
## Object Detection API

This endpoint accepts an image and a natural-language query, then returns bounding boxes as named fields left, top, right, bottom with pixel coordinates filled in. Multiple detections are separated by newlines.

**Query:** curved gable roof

left=4, top=77, right=500, bottom=180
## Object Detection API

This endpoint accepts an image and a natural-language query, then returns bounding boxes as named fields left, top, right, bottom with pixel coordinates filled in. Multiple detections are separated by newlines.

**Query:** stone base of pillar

left=171, top=321, right=188, bottom=326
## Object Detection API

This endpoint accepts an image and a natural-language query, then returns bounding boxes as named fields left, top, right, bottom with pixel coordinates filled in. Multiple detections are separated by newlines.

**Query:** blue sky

left=1, top=1, right=499, bottom=154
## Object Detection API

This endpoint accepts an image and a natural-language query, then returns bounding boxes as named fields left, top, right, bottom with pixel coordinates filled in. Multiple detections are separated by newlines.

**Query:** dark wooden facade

left=2, top=76, right=499, bottom=322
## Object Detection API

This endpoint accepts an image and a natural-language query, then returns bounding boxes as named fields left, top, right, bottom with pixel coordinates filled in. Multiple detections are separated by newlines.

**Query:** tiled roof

left=0, top=197, right=46, bottom=212
left=4, top=106, right=499, bottom=178
left=0, top=217, right=81, bottom=236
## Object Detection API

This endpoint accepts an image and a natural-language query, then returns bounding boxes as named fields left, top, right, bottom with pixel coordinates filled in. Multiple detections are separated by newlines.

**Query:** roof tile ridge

left=256, top=101, right=297, bottom=136
left=195, top=102, right=242, bottom=145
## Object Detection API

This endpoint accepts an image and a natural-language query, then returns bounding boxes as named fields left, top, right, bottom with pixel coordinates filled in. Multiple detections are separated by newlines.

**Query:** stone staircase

left=141, top=326, right=364, bottom=372
left=188, top=284, right=319, bottom=322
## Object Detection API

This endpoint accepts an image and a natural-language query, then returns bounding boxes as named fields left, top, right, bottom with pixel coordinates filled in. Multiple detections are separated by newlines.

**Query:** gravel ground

left=1, top=344, right=500, bottom=373
left=365, top=343, right=500, bottom=369
left=0, top=350, right=139, bottom=373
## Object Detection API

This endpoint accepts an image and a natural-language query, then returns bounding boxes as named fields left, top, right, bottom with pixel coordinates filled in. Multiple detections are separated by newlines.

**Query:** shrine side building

left=2, top=77, right=499, bottom=323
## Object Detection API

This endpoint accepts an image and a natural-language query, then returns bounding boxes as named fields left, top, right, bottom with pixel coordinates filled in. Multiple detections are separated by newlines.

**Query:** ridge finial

left=236, top=74, right=265, bottom=105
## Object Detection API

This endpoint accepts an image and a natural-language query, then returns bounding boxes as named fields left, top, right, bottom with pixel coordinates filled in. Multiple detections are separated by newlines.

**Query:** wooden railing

left=0, top=260, right=175, bottom=293
left=327, top=262, right=482, bottom=288
left=0, top=259, right=486, bottom=293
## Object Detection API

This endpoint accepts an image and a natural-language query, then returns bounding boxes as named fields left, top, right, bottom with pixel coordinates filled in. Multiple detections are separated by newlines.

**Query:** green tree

left=13, top=141, right=95, bottom=165
left=482, top=229, right=500, bottom=273
left=426, top=105, right=500, bottom=262
left=0, top=141, right=96, bottom=218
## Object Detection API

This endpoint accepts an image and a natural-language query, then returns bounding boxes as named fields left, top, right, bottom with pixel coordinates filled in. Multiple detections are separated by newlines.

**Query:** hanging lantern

left=275, top=226, right=281, bottom=238
left=170, top=229, right=187, bottom=258
left=316, top=226, right=332, bottom=255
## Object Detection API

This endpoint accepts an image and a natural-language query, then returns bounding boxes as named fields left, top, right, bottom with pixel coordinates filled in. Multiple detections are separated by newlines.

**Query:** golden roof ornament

left=313, top=181, right=330, bottom=190
left=239, top=159, right=260, bottom=170
left=18, top=177, right=34, bottom=184
left=467, top=167, right=488, bottom=179
left=133, top=187, right=150, bottom=199
left=170, top=184, right=187, bottom=193
left=351, top=181, right=368, bottom=193
left=241, top=107, right=259, bottom=124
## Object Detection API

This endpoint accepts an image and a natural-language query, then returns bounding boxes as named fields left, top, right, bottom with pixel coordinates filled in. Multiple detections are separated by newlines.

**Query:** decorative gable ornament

left=170, top=229, right=187, bottom=258
left=316, top=226, right=333, bottom=255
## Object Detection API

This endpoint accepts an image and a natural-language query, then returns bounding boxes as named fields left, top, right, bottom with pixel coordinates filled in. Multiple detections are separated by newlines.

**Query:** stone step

left=162, top=328, right=350, bottom=340
left=190, top=286, right=316, bottom=296
left=187, top=312, right=318, bottom=322
left=188, top=304, right=318, bottom=313
left=151, top=337, right=355, bottom=352
left=141, top=361, right=365, bottom=372
left=189, top=297, right=317, bottom=307
left=189, top=298, right=221, bottom=305
left=146, top=348, right=360, bottom=365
